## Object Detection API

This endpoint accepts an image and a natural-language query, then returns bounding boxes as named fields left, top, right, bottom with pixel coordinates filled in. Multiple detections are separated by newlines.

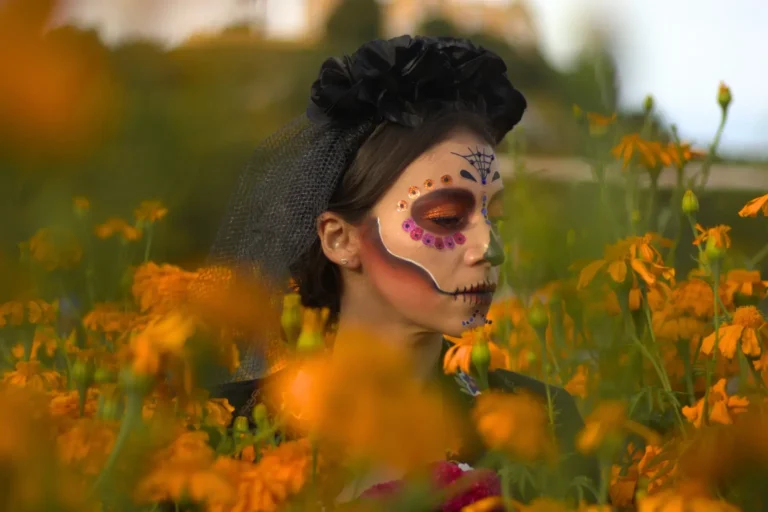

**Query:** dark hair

left=290, top=109, right=496, bottom=317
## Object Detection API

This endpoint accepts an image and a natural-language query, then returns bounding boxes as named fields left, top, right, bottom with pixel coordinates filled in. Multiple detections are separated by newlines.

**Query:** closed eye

left=430, top=215, right=464, bottom=230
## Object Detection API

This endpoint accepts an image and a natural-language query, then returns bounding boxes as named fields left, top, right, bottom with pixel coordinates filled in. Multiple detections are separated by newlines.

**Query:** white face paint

left=357, top=131, right=506, bottom=337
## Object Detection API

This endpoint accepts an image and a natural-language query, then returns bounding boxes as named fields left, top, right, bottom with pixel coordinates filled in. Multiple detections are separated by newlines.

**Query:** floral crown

left=306, top=35, right=527, bottom=143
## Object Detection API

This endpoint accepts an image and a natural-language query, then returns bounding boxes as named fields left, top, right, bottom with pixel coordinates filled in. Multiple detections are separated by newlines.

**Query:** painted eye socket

left=429, top=215, right=464, bottom=230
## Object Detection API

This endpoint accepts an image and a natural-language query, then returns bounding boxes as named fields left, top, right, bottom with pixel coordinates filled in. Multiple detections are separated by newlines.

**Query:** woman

left=210, top=35, right=599, bottom=502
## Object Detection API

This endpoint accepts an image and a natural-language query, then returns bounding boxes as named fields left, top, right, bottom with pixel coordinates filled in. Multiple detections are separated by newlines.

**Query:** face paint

left=453, top=146, right=496, bottom=185
left=401, top=188, right=474, bottom=251
left=483, top=191, right=506, bottom=267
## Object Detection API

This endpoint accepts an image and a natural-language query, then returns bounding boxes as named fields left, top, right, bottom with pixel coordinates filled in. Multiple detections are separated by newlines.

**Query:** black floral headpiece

left=307, top=35, right=526, bottom=143
left=208, top=36, right=527, bottom=382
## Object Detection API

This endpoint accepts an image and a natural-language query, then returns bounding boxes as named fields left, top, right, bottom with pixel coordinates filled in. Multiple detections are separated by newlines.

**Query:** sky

left=62, top=0, right=768, bottom=158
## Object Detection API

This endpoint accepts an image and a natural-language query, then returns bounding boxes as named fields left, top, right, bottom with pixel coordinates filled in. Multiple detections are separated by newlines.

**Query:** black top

left=212, top=339, right=600, bottom=504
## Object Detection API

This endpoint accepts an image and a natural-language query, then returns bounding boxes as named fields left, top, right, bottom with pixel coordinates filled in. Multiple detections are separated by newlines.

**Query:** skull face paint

left=358, top=132, right=506, bottom=337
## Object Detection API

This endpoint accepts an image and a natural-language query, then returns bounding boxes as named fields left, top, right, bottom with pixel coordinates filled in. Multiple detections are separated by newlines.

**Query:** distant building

left=305, top=0, right=538, bottom=49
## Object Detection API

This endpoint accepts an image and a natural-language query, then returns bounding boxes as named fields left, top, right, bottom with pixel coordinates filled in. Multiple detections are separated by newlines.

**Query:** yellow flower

left=637, top=444, right=677, bottom=495
left=738, top=192, right=768, bottom=217
left=94, top=217, right=142, bottom=242
left=135, top=430, right=236, bottom=507
left=637, top=481, right=740, bottom=512
left=48, top=388, right=100, bottom=423
left=700, top=305, right=764, bottom=359
left=693, top=224, right=732, bottom=251
left=144, top=393, right=235, bottom=429
left=472, top=391, right=556, bottom=462
left=444, top=327, right=509, bottom=375
left=134, top=200, right=168, bottom=223
left=612, top=133, right=661, bottom=169
left=577, top=401, right=660, bottom=454
left=82, top=302, right=142, bottom=341
left=2, top=360, right=64, bottom=391
left=577, top=234, right=674, bottom=289
left=682, top=378, right=749, bottom=428
left=584, top=110, right=616, bottom=136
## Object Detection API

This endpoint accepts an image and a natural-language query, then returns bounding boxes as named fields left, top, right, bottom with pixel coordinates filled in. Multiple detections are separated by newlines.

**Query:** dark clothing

left=212, top=340, right=600, bottom=503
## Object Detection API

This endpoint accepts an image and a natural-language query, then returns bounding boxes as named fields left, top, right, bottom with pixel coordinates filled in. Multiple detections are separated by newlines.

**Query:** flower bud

left=73, top=196, right=90, bottom=218
left=705, top=236, right=726, bottom=261
left=643, top=95, right=654, bottom=114
left=572, top=104, right=584, bottom=120
left=527, top=300, right=549, bottom=331
left=233, top=416, right=250, bottom=433
left=251, top=403, right=268, bottom=425
left=94, top=367, right=116, bottom=384
left=71, top=359, right=95, bottom=389
left=281, top=293, right=302, bottom=345
left=682, top=189, right=699, bottom=214
left=296, top=308, right=329, bottom=354
left=717, top=82, right=732, bottom=111
left=98, top=396, right=122, bottom=421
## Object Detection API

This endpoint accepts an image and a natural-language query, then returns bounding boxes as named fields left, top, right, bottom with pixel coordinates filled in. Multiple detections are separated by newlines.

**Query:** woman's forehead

left=396, top=136, right=503, bottom=191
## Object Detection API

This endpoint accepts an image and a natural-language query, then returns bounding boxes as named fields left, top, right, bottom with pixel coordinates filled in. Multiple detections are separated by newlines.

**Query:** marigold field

left=5, top=80, right=768, bottom=512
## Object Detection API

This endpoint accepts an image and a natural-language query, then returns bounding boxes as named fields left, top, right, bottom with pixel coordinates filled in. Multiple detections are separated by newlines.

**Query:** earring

left=340, top=258, right=349, bottom=265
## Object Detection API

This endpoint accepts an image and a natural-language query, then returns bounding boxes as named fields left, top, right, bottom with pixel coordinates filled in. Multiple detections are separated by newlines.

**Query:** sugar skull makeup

left=358, top=132, right=506, bottom=337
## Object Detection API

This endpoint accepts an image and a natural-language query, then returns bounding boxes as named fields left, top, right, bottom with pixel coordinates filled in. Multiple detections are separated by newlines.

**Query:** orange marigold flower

left=135, top=430, right=236, bottom=507
left=444, top=327, right=509, bottom=375
left=611, top=462, right=639, bottom=509
left=693, top=224, right=732, bottom=250
left=564, top=364, right=590, bottom=399
left=739, top=192, right=768, bottom=217
left=659, top=142, right=706, bottom=170
left=56, top=418, right=117, bottom=475
left=472, top=391, right=556, bottom=462
left=23, top=228, right=82, bottom=271
left=577, top=401, right=661, bottom=454
left=82, top=303, right=140, bottom=339
left=577, top=234, right=673, bottom=289
left=143, top=393, right=235, bottom=429
left=637, top=481, right=740, bottom=512
left=586, top=111, right=617, bottom=136
left=131, top=262, right=200, bottom=314
left=700, top=306, right=764, bottom=359
left=682, top=378, right=749, bottom=428
left=637, top=444, right=677, bottom=494
left=94, top=217, right=142, bottom=242
left=0, top=299, right=58, bottom=327
left=129, top=313, right=196, bottom=377
left=134, top=200, right=168, bottom=223
left=209, top=439, right=314, bottom=512
left=723, top=269, right=768, bottom=304
left=48, top=388, right=100, bottom=422
left=2, top=361, right=64, bottom=391
left=612, top=133, right=660, bottom=169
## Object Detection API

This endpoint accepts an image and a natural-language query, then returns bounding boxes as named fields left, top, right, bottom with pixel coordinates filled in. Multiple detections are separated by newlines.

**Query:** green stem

left=665, top=169, right=686, bottom=267
left=92, top=390, right=144, bottom=493
left=143, top=224, right=154, bottom=263
left=534, top=331, right=557, bottom=438
left=748, top=241, right=768, bottom=269
left=645, top=173, right=659, bottom=232
left=679, top=341, right=696, bottom=406
left=598, top=457, right=611, bottom=505
left=702, top=262, right=722, bottom=426
left=696, top=110, right=728, bottom=191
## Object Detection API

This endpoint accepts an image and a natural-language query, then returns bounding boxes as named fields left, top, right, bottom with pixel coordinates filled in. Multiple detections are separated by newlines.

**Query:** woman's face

left=358, top=131, right=505, bottom=337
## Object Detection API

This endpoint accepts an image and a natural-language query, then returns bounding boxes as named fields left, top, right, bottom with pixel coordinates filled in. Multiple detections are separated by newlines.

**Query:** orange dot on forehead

left=408, top=186, right=420, bottom=199
left=397, top=200, right=408, bottom=211
left=440, top=174, right=453, bottom=185
left=424, top=178, right=434, bottom=190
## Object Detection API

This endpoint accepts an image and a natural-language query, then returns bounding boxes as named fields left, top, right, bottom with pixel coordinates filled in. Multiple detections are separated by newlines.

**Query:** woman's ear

left=317, top=212, right=361, bottom=269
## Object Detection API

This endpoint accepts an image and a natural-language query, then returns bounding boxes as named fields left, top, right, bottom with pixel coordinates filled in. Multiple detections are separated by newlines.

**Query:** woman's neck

left=335, top=290, right=444, bottom=383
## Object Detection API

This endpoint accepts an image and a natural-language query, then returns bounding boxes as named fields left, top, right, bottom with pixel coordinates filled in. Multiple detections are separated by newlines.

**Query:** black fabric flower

left=306, top=35, right=527, bottom=142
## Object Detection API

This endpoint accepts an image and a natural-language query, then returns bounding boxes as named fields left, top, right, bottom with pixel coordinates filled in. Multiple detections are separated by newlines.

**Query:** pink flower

left=359, top=461, right=502, bottom=512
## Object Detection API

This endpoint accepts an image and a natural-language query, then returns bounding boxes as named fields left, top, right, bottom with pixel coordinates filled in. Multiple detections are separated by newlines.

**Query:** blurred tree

left=325, top=0, right=382, bottom=50
left=417, top=16, right=462, bottom=38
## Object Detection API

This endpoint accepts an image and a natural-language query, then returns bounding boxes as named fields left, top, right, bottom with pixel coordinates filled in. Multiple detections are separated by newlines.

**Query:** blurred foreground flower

left=95, top=217, right=142, bottom=242
left=3, top=360, right=63, bottom=390
left=682, top=379, right=749, bottom=428
left=637, top=481, right=739, bottom=512
left=576, top=234, right=674, bottom=289
left=444, top=327, right=509, bottom=375
left=472, top=391, right=556, bottom=462
left=21, top=228, right=83, bottom=271
left=577, top=402, right=660, bottom=454
left=134, top=200, right=168, bottom=224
